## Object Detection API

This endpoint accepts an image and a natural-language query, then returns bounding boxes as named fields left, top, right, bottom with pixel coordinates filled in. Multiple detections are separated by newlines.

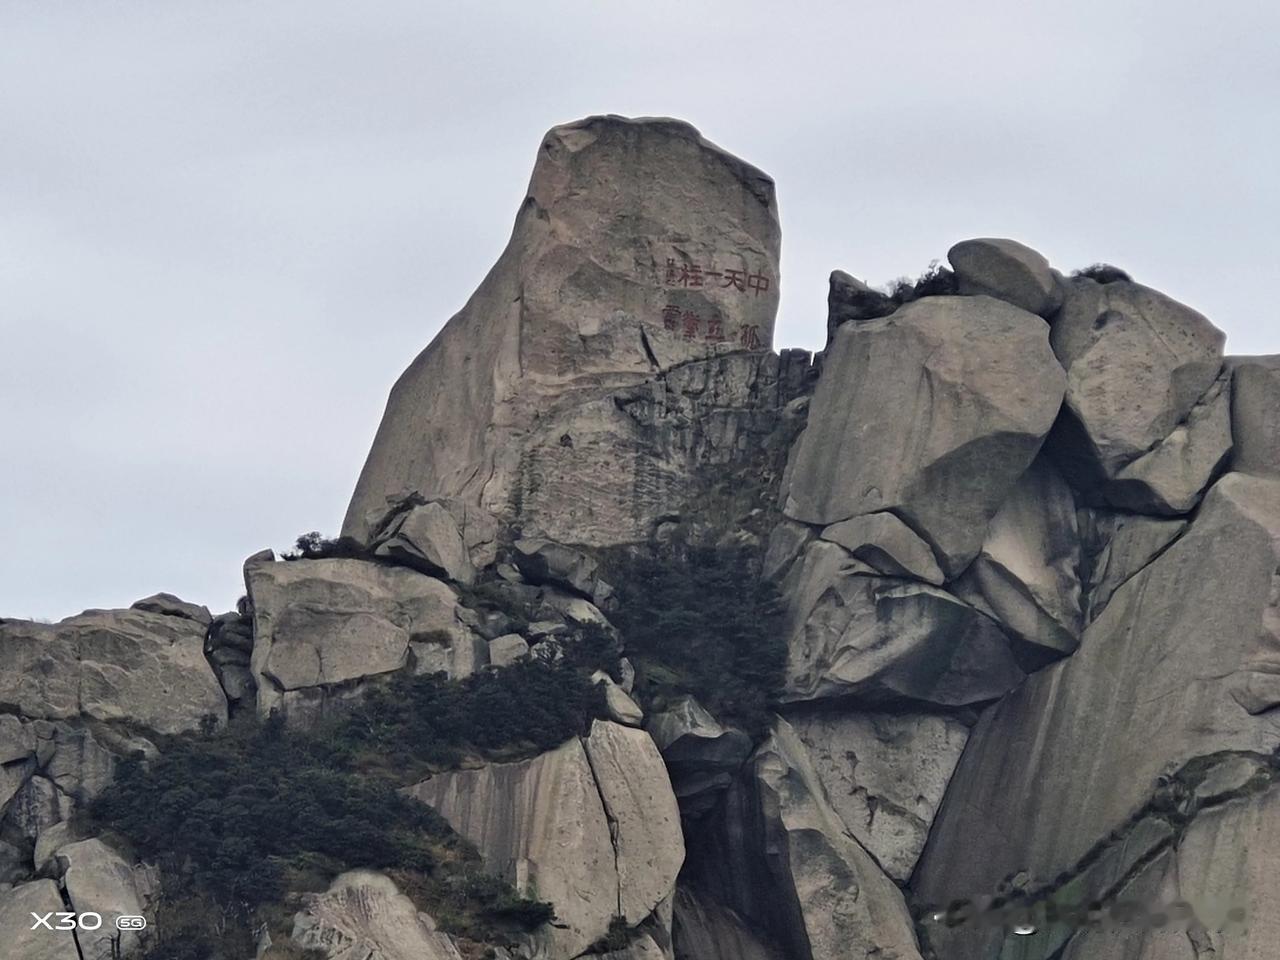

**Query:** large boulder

left=593, top=671, right=644, bottom=727
left=56, top=838, right=157, bottom=960
left=0, top=879, right=80, bottom=960
left=947, top=237, right=1062, bottom=316
left=1103, top=368, right=1233, bottom=514
left=818, top=512, right=944, bottom=585
left=1049, top=277, right=1225, bottom=483
left=245, top=555, right=482, bottom=720
left=43, top=725, right=118, bottom=805
left=405, top=721, right=683, bottom=960
left=781, top=541, right=1025, bottom=708
left=582, top=720, right=684, bottom=923
left=1231, top=355, right=1280, bottom=478
left=407, top=737, right=614, bottom=960
left=782, top=295, right=1065, bottom=577
left=356, top=496, right=499, bottom=575
left=914, top=472, right=1280, bottom=960
left=370, top=500, right=477, bottom=584
left=343, top=116, right=782, bottom=547
left=824, top=269, right=887, bottom=344
left=950, top=457, right=1083, bottom=663
left=512, top=539, right=605, bottom=600
left=684, top=717, right=922, bottom=960
left=788, top=710, right=969, bottom=881
left=5, top=774, right=71, bottom=842
left=0, top=715, right=37, bottom=813
left=291, top=870, right=463, bottom=960
left=648, top=696, right=753, bottom=818
left=0, top=609, right=226, bottom=735
left=129, top=591, right=212, bottom=625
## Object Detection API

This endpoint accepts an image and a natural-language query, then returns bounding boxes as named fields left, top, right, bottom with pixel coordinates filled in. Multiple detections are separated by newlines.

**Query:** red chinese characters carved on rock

left=665, top=258, right=771, bottom=296
left=656, top=305, right=764, bottom=349
left=681, top=310, right=702, bottom=340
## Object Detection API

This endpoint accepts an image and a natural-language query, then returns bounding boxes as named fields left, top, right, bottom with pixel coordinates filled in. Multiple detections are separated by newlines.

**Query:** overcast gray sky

left=3, top=1, right=1278, bottom=620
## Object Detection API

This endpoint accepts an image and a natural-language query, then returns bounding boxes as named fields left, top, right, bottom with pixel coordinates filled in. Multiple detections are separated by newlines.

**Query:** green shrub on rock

left=605, top=543, right=786, bottom=737
left=88, top=655, right=608, bottom=959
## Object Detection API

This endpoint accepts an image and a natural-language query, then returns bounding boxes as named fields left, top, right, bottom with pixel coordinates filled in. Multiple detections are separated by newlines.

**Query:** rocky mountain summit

left=3, top=115, right=1278, bottom=960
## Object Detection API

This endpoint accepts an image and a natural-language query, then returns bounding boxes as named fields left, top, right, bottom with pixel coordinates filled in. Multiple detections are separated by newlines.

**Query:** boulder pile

left=1, top=118, right=1274, bottom=960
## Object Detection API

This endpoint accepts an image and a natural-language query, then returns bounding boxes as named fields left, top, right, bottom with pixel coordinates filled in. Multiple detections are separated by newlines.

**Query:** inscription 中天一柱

left=664, top=258, right=771, bottom=296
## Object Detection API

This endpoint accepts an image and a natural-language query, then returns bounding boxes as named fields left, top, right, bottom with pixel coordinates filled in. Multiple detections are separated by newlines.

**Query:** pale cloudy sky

left=3, top=0, right=1278, bottom=619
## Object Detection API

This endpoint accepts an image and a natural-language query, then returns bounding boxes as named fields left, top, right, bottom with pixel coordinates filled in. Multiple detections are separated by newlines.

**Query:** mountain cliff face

left=3, top=115, right=1278, bottom=960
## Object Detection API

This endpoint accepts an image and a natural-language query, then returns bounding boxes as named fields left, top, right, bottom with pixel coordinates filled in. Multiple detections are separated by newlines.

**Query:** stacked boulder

left=791, top=237, right=1280, bottom=960
left=9, top=117, right=1280, bottom=960
left=0, top=598, right=221, bottom=960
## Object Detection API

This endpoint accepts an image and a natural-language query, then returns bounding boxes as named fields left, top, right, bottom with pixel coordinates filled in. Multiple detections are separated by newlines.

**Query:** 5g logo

left=30, top=913, right=147, bottom=931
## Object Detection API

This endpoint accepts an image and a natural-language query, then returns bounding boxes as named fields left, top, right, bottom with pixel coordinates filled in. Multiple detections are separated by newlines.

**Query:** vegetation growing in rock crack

left=281, top=530, right=370, bottom=561
left=1071, top=262, right=1132, bottom=284
left=887, top=259, right=958, bottom=304
left=838, top=261, right=962, bottom=323
left=604, top=542, right=786, bottom=737
left=88, top=657, right=609, bottom=960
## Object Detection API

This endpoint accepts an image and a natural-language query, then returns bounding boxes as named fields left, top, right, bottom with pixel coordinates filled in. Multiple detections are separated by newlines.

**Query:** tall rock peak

left=344, top=115, right=787, bottom=547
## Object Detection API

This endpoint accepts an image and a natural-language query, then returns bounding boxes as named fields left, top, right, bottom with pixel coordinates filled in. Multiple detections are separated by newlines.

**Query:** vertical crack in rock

left=638, top=326, right=661, bottom=370
left=580, top=730, right=626, bottom=919
left=56, top=876, right=87, bottom=960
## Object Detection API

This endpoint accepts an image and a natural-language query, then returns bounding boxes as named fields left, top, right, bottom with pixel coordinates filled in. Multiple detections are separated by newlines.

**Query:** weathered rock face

left=205, top=609, right=257, bottom=708
left=291, top=870, right=463, bottom=960
left=782, top=295, right=1065, bottom=577
left=0, top=609, right=225, bottom=735
left=672, top=886, right=783, bottom=960
left=1051, top=782, right=1280, bottom=960
left=344, top=116, right=783, bottom=548
left=1103, top=368, right=1233, bottom=514
left=950, top=457, right=1083, bottom=663
left=818, top=512, right=944, bottom=585
left=1231, top=355, right=1280, bottom=478
left=914, top=472, right=1280, bottom=960
left=494, top=348, right=811, bottom=548
left=56, top=838, right=157, bottom=960
left=245, top=554, right=482, bottom=719
left=824, top=269, right=880, bottom=346
left=648, top=696, right=753, bottom=818
left=788, top=709, right=968, bottom=882
left=0, top=879, right=79, bottom=960
left=405, top=721, right=683, bottom=960
left=407, top=736, right=614, bottom=960
left=780, top=540, right=1025, bottom=708
left=1049, top=276, right=1226, bottom=484
left=684, top=716, right=922, bottom=960
left=1077, top=508, right=1187, bottom=621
